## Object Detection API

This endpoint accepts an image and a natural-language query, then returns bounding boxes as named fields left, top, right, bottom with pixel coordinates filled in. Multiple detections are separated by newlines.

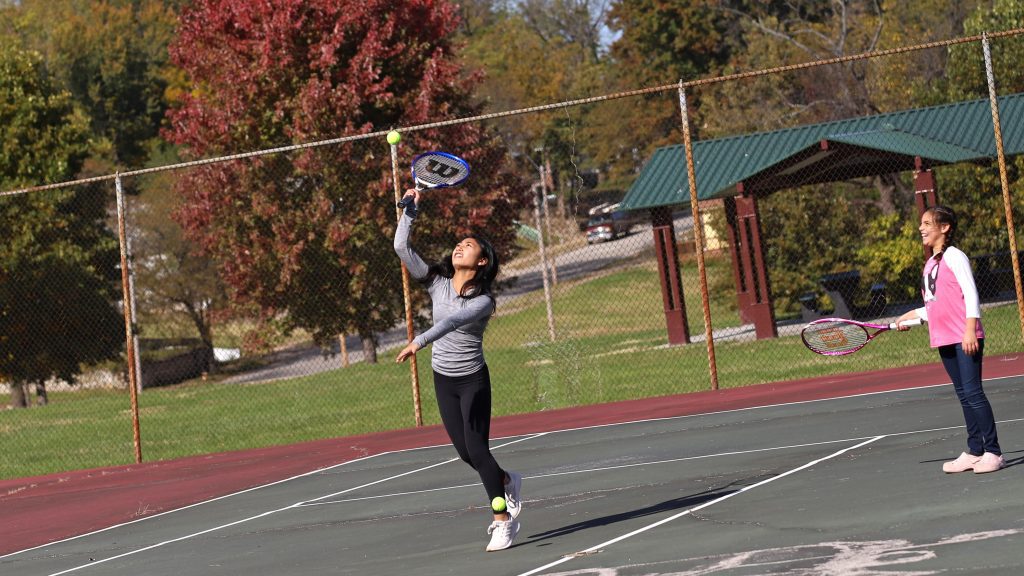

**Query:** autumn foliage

left=163, top=0, right=529, bottom=353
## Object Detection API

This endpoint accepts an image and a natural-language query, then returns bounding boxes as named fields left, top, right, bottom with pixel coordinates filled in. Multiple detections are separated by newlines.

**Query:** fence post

left=539, top=154, right=557, bottom=286
left=390, top=139, right=423, bottom=427
left=678, top=82, right=719, bottom=390
left=983, top=33, right=1024, bottom=346
left=115, top=174, right=143, bottom=462
left=534, top=182, right=557, bottom=342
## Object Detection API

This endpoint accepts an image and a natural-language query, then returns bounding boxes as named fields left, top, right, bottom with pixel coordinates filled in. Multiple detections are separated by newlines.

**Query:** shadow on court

left=918, top=447, right=1024, bottom=468
left=526, top=486, right=739, bottom=544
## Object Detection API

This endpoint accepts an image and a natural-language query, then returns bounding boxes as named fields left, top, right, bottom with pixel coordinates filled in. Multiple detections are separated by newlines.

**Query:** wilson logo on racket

left=423, top=158, right=463, bottom=179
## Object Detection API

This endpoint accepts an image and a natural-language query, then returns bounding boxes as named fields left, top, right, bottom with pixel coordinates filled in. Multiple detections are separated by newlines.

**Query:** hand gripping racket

left=801, top=317, right=922, bottom=356
left=396, top=151, right=471, bottom=209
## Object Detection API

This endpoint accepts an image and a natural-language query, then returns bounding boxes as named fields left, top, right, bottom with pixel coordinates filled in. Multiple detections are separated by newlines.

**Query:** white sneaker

left=485, top=519, right=520, bottom=551
left=504, top=471, right=523, bottom=519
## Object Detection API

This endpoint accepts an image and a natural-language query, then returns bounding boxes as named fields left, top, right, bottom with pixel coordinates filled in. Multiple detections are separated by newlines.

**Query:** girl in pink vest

left=897, top=205, right=1003, bottom=473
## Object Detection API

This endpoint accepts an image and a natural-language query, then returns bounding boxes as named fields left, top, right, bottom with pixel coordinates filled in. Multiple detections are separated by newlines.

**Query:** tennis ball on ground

left=491, top=496, right=507, bottom=513
left=386, top=130, right=401, bottom=145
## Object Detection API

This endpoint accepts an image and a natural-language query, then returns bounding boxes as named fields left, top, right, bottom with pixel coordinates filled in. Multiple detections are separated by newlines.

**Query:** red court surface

left=3, top=353, right=1022, bottom=556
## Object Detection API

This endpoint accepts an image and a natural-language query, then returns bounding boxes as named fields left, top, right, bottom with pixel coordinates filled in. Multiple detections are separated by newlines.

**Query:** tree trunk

left=339, top=333, right=349, bottom=367
left=10, top=382, right=28, bottom=408
left=873, top=174, right=897, bottom=216
left=185, top=301, right=216, bottom=374
left=35, top=381, right=48, bottom=406
left=360, top=332, right=378, bottom=364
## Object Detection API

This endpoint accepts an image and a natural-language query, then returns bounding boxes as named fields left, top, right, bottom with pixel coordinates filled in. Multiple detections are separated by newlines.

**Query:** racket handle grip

left=891, top=318, right=923, bottom=329
left=397, top=196, right=412, bottom=209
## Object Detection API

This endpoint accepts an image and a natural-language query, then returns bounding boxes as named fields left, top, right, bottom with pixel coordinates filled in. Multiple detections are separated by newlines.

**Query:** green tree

left=679, top=2, right=991, bottom=319
left=131, top=162, right=229, bottom=369
left=757, top=186, right=882, bottom=317
left=458, top=0, right=610, bottom=220
left=0, top=42, right=123, bottom=407
left=1, top=0, right=181, bottom=171
left=935, top=0, right=1024, bottom=266
left=591, top=0, right=737, bottom=185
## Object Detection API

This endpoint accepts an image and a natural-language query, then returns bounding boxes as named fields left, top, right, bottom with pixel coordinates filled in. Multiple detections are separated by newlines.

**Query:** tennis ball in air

left=386, top=130, right=401, bottom=145
left=491, top=496, right=507, bottom=513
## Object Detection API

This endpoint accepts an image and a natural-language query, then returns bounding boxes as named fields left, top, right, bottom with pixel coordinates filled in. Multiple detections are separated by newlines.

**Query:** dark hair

left=426, top=235, right=499, bottom=310
left=924, top=205, right=957, bottom=260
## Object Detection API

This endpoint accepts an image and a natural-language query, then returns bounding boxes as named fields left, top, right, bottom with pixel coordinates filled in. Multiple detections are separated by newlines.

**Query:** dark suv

left=586, top=211, right=637, bottom=243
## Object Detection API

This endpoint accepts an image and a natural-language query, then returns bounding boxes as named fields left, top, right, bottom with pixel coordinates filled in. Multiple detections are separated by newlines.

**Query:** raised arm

left=393, top=211, right=430, bottom=280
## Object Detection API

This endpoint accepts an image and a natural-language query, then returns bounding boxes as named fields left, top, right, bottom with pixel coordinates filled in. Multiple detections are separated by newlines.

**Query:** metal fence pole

left=534, top=183, right=557, bottom=342
left=539, top=155, right=557, bottom=286
left=678, top=82, right=719, bottom=390
left=983, top=33, right=1024, bottom=346
left=115, top=174, right=143, bottom=462
left=390, top=139, right=423, bottom=427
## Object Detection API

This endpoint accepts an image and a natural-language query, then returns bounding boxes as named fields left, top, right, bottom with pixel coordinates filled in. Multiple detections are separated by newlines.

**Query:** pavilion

left=620, top=93, right=1024, bottom=343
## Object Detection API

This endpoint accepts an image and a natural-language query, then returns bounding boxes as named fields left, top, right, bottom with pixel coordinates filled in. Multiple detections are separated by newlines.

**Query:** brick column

left=651, top=206, right=690, bottom=344
left=724, top=193, right=777, bottom=339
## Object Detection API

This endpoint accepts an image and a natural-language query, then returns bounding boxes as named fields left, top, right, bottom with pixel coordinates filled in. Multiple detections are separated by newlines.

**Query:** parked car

left=585, top=210, right=639, bottom=243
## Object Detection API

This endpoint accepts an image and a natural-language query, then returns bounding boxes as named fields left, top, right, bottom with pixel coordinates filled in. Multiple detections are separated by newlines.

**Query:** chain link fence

left=3, top=32, right=1024, bottom=480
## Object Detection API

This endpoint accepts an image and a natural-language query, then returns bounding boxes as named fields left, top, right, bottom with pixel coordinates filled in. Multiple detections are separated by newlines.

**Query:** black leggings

left=433, top=365, right=506, bottom=503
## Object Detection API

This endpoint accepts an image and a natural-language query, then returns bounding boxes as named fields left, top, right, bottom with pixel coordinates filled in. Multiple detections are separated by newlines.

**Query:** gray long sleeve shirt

left=394, top=212, right=493, bottom=376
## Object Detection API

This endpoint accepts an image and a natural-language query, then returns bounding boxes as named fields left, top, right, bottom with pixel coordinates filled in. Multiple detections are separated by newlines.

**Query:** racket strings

left=801, top=321, right=868, bottom=354
left=412, top=154, right=468, bottom=187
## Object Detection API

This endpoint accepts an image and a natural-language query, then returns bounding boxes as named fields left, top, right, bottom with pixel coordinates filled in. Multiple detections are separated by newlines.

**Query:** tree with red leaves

left=164, top=0, right=528, bottom=361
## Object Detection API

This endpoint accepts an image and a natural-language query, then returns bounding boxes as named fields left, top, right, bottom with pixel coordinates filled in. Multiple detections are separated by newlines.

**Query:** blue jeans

left=939, top=340, right=1000, bottom=456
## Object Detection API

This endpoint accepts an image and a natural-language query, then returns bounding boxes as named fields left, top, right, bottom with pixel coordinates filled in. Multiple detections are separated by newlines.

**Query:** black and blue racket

left=396, top=151, right=471, bottom=209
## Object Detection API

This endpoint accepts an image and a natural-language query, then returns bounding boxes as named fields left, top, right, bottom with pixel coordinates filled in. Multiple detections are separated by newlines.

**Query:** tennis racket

left=396, top=151, right=471, bottom=209
left=801, top=317, right=922, bottom=356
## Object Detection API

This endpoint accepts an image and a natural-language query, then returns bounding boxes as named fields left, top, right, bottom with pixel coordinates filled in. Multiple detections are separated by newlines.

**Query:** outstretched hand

left=395, top=341, right=421, bottom=363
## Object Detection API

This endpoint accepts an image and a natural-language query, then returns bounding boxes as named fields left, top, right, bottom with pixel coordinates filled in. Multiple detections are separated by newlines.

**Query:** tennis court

left=3, top=367, right=1023, bottom=576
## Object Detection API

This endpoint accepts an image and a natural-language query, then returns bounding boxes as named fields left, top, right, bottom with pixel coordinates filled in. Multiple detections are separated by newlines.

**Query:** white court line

left=293, top=435, right=918, bottom=508
left=510, top=374, right=1017, bottom=438
left=300, top=415, right=1024, bottom=508
left=299, top=433, right=546, bottom=505
left=516, top=436, right=888, bottom=576
left=515, top=414, right=1024, bottom=576
left=27, top=415, right=1024, bottom=574
left=46, top=505, right=302, bottom=576
left=36, top=433, right=547, bottom=576
left=7, top=376, right=1020, bottom=563
left=0, top=451, right=387, bottom=561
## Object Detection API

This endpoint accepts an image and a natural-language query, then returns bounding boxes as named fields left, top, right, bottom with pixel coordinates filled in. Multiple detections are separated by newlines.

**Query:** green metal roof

left=621, top=93, right=1024, bottom=211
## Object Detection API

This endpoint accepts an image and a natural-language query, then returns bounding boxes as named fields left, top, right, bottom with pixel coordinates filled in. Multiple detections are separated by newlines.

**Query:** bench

left=799, top=270, right=886, bottom=321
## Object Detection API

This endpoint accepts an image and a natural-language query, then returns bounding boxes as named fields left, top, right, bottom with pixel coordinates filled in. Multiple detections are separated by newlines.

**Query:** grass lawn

left=3, top=258, right=1022, bottom=480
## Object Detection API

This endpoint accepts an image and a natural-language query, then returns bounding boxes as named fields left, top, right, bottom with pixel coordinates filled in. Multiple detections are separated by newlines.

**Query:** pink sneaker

left=942, top=452, right=982, bottom=473
left=973, top=452, right=1005, bottom=474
